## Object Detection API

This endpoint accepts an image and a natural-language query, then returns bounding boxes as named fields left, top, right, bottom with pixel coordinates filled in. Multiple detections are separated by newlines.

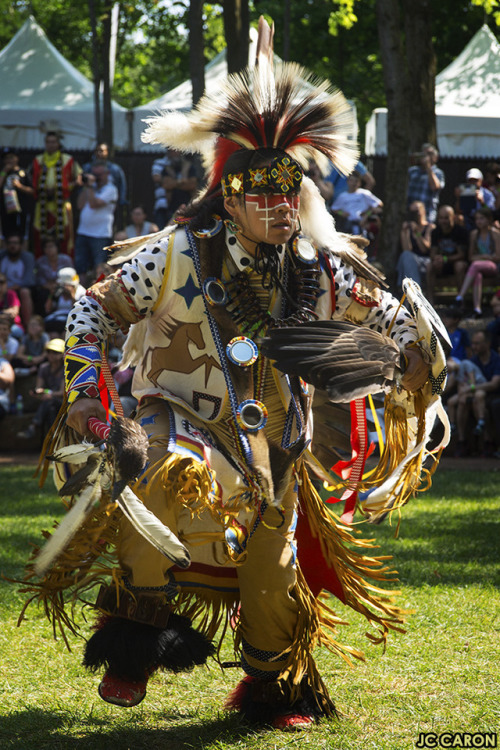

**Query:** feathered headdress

left=142, top=17, right=358, bottom=196
left=111, top=17, right=383, bottom=285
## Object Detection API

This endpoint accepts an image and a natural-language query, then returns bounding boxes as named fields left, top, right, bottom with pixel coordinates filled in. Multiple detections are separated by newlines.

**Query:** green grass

left=0, top=464, right=499, bottom=749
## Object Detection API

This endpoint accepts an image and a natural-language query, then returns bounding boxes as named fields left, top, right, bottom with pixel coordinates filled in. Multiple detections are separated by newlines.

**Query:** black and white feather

left=36, top=417, right=190, bottom=576
left=261, top=320, right=405, bottom=402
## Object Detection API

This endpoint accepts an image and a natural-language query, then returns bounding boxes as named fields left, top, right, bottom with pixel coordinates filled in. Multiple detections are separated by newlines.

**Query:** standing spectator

left=82, top=143, right=127, bottom=226
left=0, top=151, right=33, bottom=244
left=0, top=313, right=19, bottom=361
left=306, top=160, right=334, bottom=203
left=0, top=355, right=15, bottom=420
left=396, top=200, right=434, bottom=291
left=483, top=162, right=500, bottom=219
left=330, top=171, right=382, bottom=235
left=115, top=205, right=158, bottom=241
left=426, top=205, right=469, bottom=305
left=33, top=237, right=74, bottom=316
left=454, top=168, right=496, bottom=232
left=450, top=329, right=500, bottom=456
left=455, top=207, right=500, bottom=318
left=75, top=162, right=118, bottom=282
left=151, top=151, right=171, bottom=229
left=406, top=143, right=444, bottom=224
left=0, top=232, right=35, bottom=328
left=31, top=131, right=82, bottom=258
left=161, top=150, right=199, bottom=222
left=17, top=337, right=65, bottom=441
left=325, top=159, right=375, bottom=200
left=0, top=271, right=23, bottom=339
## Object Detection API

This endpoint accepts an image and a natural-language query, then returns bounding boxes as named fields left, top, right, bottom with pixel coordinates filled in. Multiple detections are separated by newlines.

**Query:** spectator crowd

left=1, top=132, right=500, bottom=457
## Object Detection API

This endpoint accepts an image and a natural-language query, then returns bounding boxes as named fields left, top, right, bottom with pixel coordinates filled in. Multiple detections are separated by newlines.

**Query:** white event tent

left=0, top=16, right=128, bottom=150
left=365, top=25, right=500, bottom=158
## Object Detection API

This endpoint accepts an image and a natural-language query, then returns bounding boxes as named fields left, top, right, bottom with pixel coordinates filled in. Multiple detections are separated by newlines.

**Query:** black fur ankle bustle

left=83, top=614, right=215, bottom=682
left=225, top=675, right=337, bottom=726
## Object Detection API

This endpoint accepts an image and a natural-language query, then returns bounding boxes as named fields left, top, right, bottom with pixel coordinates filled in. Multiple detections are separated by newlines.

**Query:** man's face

left=3, top=154, right=17, bottom=171
left=92, top=166, right=108, bottom=185
left=227, top=191, right=300, bottom=248
left=438, top=209, right=453, bottom=232
left=96, top=144, right=109, bottom=159
left=347, top=175, right=361, bottom=192
left=6, top=236, right=22, bottom=257
left=45, top=135, right=60, bottom=154
left=471, top=333, right=488, bottom=357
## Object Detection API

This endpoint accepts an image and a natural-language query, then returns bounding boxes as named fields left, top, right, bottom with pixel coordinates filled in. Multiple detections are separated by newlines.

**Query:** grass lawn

left=0, top=463, right=499, bottom=750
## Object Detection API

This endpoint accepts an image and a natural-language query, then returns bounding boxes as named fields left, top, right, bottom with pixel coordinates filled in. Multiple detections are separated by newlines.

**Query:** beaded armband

left=64, top=332, right=102, bottom=404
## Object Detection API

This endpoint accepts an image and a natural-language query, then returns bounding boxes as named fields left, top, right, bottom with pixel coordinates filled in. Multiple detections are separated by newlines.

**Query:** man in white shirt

left=330, top=171, right=382, bottom=235
left=75, top=162, right=118, bottom=281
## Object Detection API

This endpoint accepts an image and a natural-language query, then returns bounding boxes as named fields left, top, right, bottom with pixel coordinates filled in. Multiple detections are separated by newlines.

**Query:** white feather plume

left=118, top=485, right=190, bottom=568
left=34, top=482, right=102, bottom=577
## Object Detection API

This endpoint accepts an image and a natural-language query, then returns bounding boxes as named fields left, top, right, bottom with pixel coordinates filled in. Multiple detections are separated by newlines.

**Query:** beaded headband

left=221, top=155, right=303, bottom=197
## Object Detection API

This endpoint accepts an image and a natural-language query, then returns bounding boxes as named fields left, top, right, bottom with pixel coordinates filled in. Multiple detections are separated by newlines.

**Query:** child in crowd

left=11, top=315, right=49, bottom=376
left=0, top=313, right=19, bottom=361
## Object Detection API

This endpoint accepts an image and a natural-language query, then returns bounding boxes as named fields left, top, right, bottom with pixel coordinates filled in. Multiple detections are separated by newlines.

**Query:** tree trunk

left=101, top=1, right=114, bottom=148
left=375, top=0, right=411, bottom=285
left=283, top=0, right=291, bottom=61
left=189, top=0, right=205, bottom=106
left=88, top=0, right=102, bottom=142
left=403, top=0, right=436, bottom=151
left=223, top=0, right=250, bottom=73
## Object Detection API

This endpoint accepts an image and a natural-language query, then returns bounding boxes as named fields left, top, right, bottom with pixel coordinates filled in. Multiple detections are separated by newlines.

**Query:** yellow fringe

left=297, top=463, right=408, bottom=651
left=358, top=391, right=442, bottom=527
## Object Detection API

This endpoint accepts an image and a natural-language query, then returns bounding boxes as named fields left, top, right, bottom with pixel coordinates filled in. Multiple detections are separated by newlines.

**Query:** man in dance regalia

left=24, top=20, right=449, bottom=731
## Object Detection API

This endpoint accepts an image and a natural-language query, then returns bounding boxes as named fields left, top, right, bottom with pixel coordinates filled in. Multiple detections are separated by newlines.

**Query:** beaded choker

left=219, top=244, right=322, bottom=339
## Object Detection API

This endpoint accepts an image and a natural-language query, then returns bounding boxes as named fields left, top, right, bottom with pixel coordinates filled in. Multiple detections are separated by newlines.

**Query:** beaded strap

left=64, top=332, right=102, bottom=404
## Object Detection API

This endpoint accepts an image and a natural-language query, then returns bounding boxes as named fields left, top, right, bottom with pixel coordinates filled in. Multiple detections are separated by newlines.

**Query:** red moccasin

left=98, top=670, right=149, bottom=707
left=272, top=712, right=314, bottom=731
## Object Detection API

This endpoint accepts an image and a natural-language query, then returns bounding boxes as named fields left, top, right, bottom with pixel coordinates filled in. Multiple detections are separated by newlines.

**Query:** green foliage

left=0, top=463, right=499, bottom=748
left=1, top=0, right=499, bottom=128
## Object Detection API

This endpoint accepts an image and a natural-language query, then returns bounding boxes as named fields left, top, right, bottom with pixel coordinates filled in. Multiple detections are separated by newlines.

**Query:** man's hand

left=401, top=346, right=429, bottom=392
left=67, top=398, right=107, bottom=439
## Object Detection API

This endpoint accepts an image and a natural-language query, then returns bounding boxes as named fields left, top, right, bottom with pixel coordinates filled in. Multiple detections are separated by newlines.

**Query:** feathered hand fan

left=261, top=320, right=406, bottom=402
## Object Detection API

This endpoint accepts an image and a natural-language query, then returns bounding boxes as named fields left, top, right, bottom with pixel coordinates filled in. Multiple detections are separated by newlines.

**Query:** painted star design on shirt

left=174, top=273, right=201, bottom=309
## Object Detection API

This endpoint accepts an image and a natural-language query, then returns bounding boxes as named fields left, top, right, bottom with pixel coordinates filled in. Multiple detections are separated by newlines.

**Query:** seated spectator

left=455, top=207, right=500, bottom=318
left=0, top=355, right=15, bottom=420
left=114, top=205, right=159, bottom=241
left=0, top=313, right=19, bottom=361
left=454, top=168, right=496, bottom=232
left=0, top=271, right=23, bottom=339
left=426, top=205, right=468, bottom=305
left=440, top=307, right=471, bottom=395
left=0, top=232, right=35, bottom=328
left=330, top=170, right=382, bottom=235
left=406, top=144, right=444, bottom=223
left=151, top=151, right=171, bottom=229
left=44, top=267, right=86, bottom=335
left=11, top=315, right=49, bottom=376
left=449, top=329, right=500, bottom=456
left=396, top=200, right=433, bottom=291
left=33, top=237, right=74, bottom=316
left=486, top=290, right=500, bottom=353
left=17, top=338, right=65, bottom=441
